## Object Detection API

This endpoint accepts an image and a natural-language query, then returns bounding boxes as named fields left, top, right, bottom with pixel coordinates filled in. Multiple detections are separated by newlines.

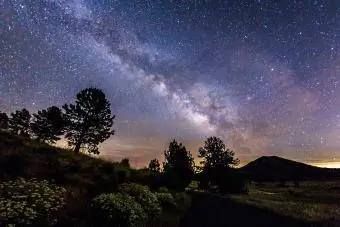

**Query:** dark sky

left=1, top=0, right=339, bottom=166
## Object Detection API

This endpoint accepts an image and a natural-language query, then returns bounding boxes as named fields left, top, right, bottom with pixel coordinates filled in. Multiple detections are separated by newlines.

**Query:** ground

left=229, top=181, right=340, bottom=223
left=181, top=181, right=340, bottom=227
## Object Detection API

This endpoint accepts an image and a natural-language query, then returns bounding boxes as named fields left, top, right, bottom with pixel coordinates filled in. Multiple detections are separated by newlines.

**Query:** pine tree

left=148, top=158, right=161, bottom=172
left=30, top=106, right=65, bottom=143
left=0, top=112, right=9, bottom=129
left=163, top=139, right=194, bottom=191
left=198, top=137, right=242, bottom=193
left=8, top=109, right=31, bottom=137
left=120, top=158, right=131, bottom=168
left=63, top=88, right=115, bottom=154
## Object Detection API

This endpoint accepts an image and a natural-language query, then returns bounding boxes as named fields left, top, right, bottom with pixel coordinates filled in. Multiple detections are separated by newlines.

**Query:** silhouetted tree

left=198, top=137, right=243, bottom=193
left=199, top=137, right=239, bottom=170
left=163, top=139, right=194, bottom=191
left=148, top=158, right=161, bottom=172
left=0, top=112, right=9, bottom=129
left=63, top=88, right=115, bottom=154
left=120, top=158, right=130, bottom=168
left=8, top=109, right=31, bottom=137
left=30, top=106, right=65, bottom=143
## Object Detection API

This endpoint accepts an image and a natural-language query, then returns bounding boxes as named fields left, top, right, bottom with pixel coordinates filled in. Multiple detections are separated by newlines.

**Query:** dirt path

left=180, top=192, right=310, bottom=227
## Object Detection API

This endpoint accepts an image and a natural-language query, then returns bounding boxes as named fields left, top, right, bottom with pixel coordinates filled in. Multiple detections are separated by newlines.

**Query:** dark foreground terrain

left=180, top=192, right=340, bottom=227
left=180, top=192, right=308, bottom=227
left=0, top=131, right=339, bottom=226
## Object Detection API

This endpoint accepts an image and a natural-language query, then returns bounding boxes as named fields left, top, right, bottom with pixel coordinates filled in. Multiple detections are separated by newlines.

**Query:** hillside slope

left=0, top=131, right=131, bottom=197
left=240, top=156, right=340, bottom=181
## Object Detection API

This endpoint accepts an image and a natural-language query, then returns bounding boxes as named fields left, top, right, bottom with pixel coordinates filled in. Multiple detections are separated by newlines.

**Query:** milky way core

left=1, top=0, right=339, bottom=166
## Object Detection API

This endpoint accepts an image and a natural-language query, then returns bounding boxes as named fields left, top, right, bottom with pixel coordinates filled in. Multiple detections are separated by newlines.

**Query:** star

left=1, top=0, right=339, bottom=166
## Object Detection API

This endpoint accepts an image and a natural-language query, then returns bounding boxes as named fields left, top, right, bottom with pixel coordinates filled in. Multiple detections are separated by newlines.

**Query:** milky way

left=1, top=0, right=339, bottom=166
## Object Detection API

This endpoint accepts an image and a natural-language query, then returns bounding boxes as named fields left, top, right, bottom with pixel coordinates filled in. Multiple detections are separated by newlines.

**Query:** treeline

left=142, top=137, right=247, bottom=194
left=0, top=88, right=115, bottom=154
left=0, top=87, right=246, bottom=194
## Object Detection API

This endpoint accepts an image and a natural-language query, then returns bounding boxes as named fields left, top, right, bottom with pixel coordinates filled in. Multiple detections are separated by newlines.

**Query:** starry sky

left=1, top=0, right=339, bottom=167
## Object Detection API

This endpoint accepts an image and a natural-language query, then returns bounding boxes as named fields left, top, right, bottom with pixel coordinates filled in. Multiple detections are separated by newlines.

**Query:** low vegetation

left=228, top=181, right=340, bottom=223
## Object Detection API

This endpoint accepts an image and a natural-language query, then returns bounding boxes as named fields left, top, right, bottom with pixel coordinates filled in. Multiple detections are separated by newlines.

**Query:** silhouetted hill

left=240, top=156, right=340, bottom=182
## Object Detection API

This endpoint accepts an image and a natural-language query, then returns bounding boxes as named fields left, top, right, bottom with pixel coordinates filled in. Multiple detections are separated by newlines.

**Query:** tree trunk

left=74, top=140, right=82, bottom=153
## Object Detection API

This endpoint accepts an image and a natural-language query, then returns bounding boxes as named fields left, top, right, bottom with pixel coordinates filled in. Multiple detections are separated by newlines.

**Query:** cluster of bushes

left=0, top=178, right=190, bottom=227
left=0, top=178, right=66, bottom=226
left=92, top=183, right=190, bottom=226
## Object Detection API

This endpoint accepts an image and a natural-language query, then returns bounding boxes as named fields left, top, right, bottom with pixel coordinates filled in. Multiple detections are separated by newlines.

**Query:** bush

left=92, top=193, right=147, bottom=226
left=0, top=178, right=66, bottom=225
left=155, top=192, right=176, bottom=209
left=118, top=183, right=161, bottom=218
left=158, top=187, right=169, bottom=193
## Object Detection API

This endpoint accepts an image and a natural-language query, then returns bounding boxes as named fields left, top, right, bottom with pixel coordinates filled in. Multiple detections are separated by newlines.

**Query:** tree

left=163, top=139, right=194, bottom=191
left=199, top=137, right=239, bottom=170
left=8, top=109, right=31, bottom=137
left=30, top=106, right=65, bottom=143
left=198, top=137, right=242, bottom=193
left=63, top=88, right=115, bottom=154
left=0, top=112, right=9, bottom=129
left=120, top=158, right=131, bottom=168
left=148, top=159, right=160, bottom=172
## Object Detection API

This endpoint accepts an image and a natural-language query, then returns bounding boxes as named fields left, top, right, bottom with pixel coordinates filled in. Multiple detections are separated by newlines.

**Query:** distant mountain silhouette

left=240, top=156, right=340, bottom=182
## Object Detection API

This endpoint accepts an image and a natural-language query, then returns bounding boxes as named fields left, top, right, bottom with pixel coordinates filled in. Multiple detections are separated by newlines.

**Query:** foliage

left=130, top=169, right=165, bottom=190
left=8, top=109, right=31, bottom=137
left=30, top=106, right=65, bottom=143
left=163, top=139, right=195, bottom=191
left=0, top=178, right=66, bottom=225
left=0, top=112, right=9, bottom=129
left=118, top=183, right=161, bottom=218
left=158, top=187, right=169, bottom=193
left=92, top=193, right=147, bottom=226
left=198, top=136, right=239, bottom=170
left=155, top=192, right=176, bottom=209
left=120, top=158, right=131, bottom=168
left=148, top=158, right=161, bottom=172
left=198, top=137, right=245, bottom=193
left=63, top=88, right=115, bottom=154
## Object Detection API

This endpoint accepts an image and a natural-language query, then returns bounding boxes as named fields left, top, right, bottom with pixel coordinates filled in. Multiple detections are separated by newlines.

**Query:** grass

left=228, top=181, right=340, bottom=223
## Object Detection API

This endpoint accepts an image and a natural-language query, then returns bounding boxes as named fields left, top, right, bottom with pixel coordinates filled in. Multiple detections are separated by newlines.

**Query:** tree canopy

left=198, top=136, right=239, bottom=170
left=148, top=159, right=161, bottom=172
left=163, top=139, right=194, bottom=191
left=30, top=106, right=65, bottom=143
left=0, top=112, right=9, bottom=129
left=8, top=109, right=31, bottom=137
left=63, top=88, right=115, bottom=154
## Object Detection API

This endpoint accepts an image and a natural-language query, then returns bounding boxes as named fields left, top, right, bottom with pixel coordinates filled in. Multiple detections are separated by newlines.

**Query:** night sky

left=1, top=0, right=339, bottom=167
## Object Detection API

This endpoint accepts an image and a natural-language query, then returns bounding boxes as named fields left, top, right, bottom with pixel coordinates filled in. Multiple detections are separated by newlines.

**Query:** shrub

left=155, top=192, right=176, bottom=209
left=118, top=183, right=161, bottom=218
left=92, top=193, right=147, bottom=227
left=158, top=187, right=169, bottom=193
left=0, top=178, right=66, bottom=225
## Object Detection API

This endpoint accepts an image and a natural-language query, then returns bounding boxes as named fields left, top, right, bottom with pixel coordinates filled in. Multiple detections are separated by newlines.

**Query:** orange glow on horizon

left=310, top=162, right=340, bottom=169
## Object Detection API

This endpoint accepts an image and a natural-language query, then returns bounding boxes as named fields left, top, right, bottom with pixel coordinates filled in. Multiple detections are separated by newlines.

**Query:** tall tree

left=198, top=137, right=241, bottom=193
left=8, top=109, right=31, bottom=137
left=199, top=136, right=239, bottom=170
left=148, top=158, right=160, bottom=172
left=163, top=139, right=194, bottom=191
left=63, top=88, right=115, bottom=154
left=120, top=158, right=131, bottom=168
left=0, top=112, right=9, bottom=129
left=30, top=106, right=65, bottom=143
